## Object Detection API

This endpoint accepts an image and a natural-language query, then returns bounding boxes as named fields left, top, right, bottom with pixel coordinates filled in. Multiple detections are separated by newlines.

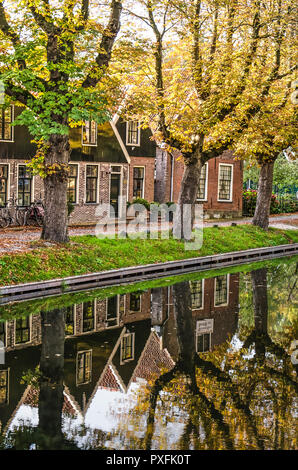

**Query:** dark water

left=0, top=259, right=297, bottom=450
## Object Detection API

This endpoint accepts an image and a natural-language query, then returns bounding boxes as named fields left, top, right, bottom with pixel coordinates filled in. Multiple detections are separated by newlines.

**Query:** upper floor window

left=196, top=319, right=214, bottom=353
left=106, top=295, right=119, bottom=327
left=197, top=164, right=208, bottom=201
left=82, top=120, right=97, bottom=146
left=77, top=350, right=92, bottom=385
left=218, top=164, right=233, bottom=201
left=0, top=370, right=9, bottom=405
left=0, top=165, right=9, bottom=207
left=86, top=165, right=98, bottom=203
left=214, top=275, right=229, bottom=306
left=67, top=164, right=78, bottom=204
left=120, top=332, right=135, bottom=364
left=126, top=121, right=140, bottom=146
left=190, top=280, right=204, bottom=309
left=133, top=167, right=145, bottom=199
left=0, top=106, right=13, bottom=142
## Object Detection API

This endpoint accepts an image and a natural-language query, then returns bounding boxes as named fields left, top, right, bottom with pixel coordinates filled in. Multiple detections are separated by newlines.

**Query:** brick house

left=155, top=148, right=243, bottom=219
left=0, top=105, right=156, bottom=225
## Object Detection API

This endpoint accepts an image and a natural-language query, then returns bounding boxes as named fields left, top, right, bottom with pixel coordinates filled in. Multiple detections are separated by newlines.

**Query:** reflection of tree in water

left=117, top=271, right=297, bottom=450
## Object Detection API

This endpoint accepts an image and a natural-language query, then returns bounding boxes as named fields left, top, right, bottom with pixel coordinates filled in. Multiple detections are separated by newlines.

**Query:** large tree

left=0, top=0, right=122, bottom=242
left=121, top=0, right=297, bottom=237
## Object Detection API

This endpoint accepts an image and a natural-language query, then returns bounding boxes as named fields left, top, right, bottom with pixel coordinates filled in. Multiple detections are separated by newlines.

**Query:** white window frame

left=190, top=279, right=204, bottom=310
left=81, top=299, right=96, bottom=334
left=105, top=295, right=120, bottom=327
left=76, top=349, right=92, bottom=386
left=132, top=165, right=145, bottom=199
left=0, top=105, right=14, bottom=143
left=196, top=319, right=214, bottom=353
left=82, top=120, right=97, bottom=147
left=0, top=369, right=10, bottom=405
left=197, top=163, right=208, bottom=202
left=120, top=332, right=135, bottom=365
left=129, top=292, right=142, bottom=313
left=109, top=165, right=123, bottom=218
left=0, top=163, right=10, bottom=207
left=68, top=162, right=79, bottom=205
left=85, top=163, right=99, bottom=204
left=14, top=315, right=32, bottom=346
left=214, top=274, right=230, bottom=307
left=217, top=163, right=233, bottom=202
left=17, top=163, right=34, bottom=207
left=126, top=121, right=141, bottom=147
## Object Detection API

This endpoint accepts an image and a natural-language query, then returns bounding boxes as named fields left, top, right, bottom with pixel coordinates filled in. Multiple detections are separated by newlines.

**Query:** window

left=0, top=165, right=8, bottom=207
left=120, top=333, right=135, bottom=364
left=65, top=305, right=75, bottom=336
left=190, top=280, right=203, bottom=309
left=218, top=164, right=233, bottom=201
left=82, top=120, right=97, bottom=146
left=0, top=370, right=9, bottom=405
left=0, top=321, right=5, bottom=346
left=196, top=319, right=213, bottom=353
left=126, top=121, right=140, bottom=146
left=86, top=165, right=98, bottom=203
left=133, top=167, right=145, bottom=199
left=214, top=275, right=229, bottom=306
left=197, top=164, right=208, bottom=200
left=18, top=165, right=32, bottom=207
left=129, top=293, right=141, bottom=312
left=0, top=106, right=13, bottom=141
left=67, top=164, right=78, bottom=203
left=83, top=301, right=95, bottom=332
left=76, top=350, right=92, bottom=385
left=106, top=296, right=119, bottom=327
left=15, top=317, right=30, bottom=344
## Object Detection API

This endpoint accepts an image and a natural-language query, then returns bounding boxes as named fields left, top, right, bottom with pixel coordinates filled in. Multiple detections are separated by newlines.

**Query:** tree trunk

left=252, top=160, right=275, bottom=230
left=173, top=156, right=203, bottom=240
left=41, top=133, right=70, bottom=243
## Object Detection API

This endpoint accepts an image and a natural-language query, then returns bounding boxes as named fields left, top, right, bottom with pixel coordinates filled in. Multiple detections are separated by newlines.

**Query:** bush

left=127, top=198, right=151, bottom=210
left=243, top=189, right=298, bottom=216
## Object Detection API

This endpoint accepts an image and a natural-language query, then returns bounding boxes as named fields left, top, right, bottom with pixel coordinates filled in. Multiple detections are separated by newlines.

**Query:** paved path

left=0, top=213, right=297, bottom=254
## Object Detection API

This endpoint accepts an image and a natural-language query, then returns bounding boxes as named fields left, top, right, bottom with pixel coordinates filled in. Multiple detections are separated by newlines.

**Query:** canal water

left=0, top=258, right=297, bottom=450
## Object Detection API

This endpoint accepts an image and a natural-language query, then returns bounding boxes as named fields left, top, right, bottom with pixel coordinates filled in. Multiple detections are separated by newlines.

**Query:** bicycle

left=24, top=200, right=45, bottom=227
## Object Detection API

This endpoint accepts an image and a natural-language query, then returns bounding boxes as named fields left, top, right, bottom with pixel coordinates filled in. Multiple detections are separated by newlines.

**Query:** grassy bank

left=0, top=225, right=297, bottom=286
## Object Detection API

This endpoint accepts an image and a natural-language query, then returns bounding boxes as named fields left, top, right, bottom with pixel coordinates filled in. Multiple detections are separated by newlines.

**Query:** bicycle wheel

left=16, top=209, right=25, bottom=226
left=36, top=216, right=44, bottom=227
left=0, top=217, right=9, bottom=228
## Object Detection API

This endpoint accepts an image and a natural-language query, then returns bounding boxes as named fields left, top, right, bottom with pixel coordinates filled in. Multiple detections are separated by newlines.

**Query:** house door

left=110, top=166, right=122, bottom=218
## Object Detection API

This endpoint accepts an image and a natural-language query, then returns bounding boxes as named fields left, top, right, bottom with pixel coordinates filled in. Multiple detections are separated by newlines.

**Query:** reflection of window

left=197, top=164, right=208, bottom=200
left=67, top=164, right=78, bottom=203
left=218, top=164, right=233, bottom=201
left=0, top=321, right=5, bottom=346
left=106, top=296, right=119, bottom=327
left=15, top=317, right=30, bottom=344
left=133, top=167, right=145, bottom=199
left=83, top=301, right=95, bottom=332
left=77, top=350, right=92, bottom=385
left=86, top=165, right=98, bottom=203
left=18, top=165, right=32, bottom=207
left=0, top=106, right=13, bottom=141
left=129, top=293, right=141, bottom=312
left=65, top=305, right=75, bottom=336
left=82, top=120, right=97, bottom=146
left=0, top=165, right=8, bottom=207
left=190, top=280, right=203, bottom=309
left=120, top=333, right=135, bottom=364
left=196, top=319, right=213, bottom=353
left=126, top=121, right=140, bottom=146
left=0, top=370, right=9, bottom=405
left=215, top=275, right=228, bottom=306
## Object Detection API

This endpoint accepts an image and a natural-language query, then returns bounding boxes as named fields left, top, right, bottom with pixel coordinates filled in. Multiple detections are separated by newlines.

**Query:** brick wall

left=128, top=156, right=155, bottom=202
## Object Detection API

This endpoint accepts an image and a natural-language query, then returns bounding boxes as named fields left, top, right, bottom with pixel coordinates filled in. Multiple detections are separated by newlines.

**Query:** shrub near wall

left=243, top=190, right=297, bottom=216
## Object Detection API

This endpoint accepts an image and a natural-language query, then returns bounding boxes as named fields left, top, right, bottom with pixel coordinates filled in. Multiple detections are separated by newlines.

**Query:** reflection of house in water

left=162, top=273, right=240, bottom=360
left=0, top=274, right=239, bottom=433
